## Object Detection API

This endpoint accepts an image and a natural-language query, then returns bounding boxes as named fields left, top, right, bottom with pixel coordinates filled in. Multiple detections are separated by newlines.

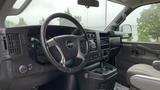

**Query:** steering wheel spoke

left=60, top=54, right=66, bottom=67
left=76, top=35, right=88, bottom=61
left=54, top=42, right=67, bottom=67
left=47, top=38, right=57, bottom=48
left=47, top=37, right=67, bottom=67
left=77, top=48, right=85, bottom=61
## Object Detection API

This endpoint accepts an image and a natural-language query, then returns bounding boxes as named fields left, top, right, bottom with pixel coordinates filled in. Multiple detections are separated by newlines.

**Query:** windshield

left=6, top=0, right=125, bottom=31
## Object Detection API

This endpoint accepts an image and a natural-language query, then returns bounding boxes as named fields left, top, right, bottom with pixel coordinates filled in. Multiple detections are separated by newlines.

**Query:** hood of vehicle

left=109, top=0, right=160, bottom=8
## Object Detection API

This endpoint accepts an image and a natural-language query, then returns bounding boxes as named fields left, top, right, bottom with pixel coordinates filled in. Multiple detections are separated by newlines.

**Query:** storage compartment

left=78, top=63, right=117, bottom=90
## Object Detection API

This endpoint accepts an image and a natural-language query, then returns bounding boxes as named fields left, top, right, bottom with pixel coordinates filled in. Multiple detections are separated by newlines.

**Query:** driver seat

left=127, top=64, right=160, bottom=90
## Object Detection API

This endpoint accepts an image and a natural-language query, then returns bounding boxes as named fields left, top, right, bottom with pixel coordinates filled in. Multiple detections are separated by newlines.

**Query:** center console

left=78, top=31, right=118, bottom=90
left=86, top=31, right=111, bottom=63
left=86, top=32, right=100, bottom=61
left=78, top=63, right=117, bottom=90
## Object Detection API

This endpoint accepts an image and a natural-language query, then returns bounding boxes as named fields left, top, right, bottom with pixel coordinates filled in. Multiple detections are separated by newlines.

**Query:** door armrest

left=130, top=75, right=160, bottom=90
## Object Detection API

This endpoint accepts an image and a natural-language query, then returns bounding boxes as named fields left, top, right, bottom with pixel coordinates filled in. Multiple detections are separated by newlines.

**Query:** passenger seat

left=127, top=64, right=160, bottom=90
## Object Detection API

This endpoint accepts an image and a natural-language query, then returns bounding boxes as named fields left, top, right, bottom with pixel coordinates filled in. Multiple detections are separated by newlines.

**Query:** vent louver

left=99, top=33, right=109, bottom=49
left=6, top=33, right=21, bottom=55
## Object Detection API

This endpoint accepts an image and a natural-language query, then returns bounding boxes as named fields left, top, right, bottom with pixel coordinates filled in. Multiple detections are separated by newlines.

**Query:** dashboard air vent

left=99, top=33, right=110, bottom=58
left=6, top=33, right=21, bottom=55
left=99, top=33, right=109, bottom=49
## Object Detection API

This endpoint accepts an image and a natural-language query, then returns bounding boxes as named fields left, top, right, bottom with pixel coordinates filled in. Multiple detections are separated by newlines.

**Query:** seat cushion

left=127, top=64, right=160, bottom=84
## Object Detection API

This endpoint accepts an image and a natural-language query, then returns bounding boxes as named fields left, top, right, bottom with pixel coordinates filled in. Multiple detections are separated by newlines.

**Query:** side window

left=121, top=3, right=160, bottom=43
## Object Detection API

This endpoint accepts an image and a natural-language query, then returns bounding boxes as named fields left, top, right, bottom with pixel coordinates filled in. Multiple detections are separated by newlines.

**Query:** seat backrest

left=130, top=75, right=160, bottom=90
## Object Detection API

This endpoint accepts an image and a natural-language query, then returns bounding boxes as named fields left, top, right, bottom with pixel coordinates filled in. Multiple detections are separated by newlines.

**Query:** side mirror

left=121, top=24, right=132, bottom=33
left=120, top=24, right=132, bottom=38
left=78, top=0, right=99, bottom=8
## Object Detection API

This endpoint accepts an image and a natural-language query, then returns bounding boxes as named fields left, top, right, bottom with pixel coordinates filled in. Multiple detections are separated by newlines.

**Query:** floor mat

left=114, top=83, right=129, bottom=90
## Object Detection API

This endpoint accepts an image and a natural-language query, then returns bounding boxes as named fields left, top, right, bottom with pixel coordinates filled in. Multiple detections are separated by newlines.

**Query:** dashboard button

left=19, top=65, right=28, bottom=74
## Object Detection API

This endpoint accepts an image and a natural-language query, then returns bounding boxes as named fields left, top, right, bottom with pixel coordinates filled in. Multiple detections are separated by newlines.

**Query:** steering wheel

left=40, top=13, right=89, bottom=73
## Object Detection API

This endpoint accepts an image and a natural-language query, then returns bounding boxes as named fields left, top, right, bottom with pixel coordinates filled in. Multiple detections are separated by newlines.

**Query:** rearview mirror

left=78, top=0, right=99, bottom=8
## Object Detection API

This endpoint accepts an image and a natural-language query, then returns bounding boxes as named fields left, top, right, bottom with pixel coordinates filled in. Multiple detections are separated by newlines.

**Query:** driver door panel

left=115, top=42, right=160, bottom=86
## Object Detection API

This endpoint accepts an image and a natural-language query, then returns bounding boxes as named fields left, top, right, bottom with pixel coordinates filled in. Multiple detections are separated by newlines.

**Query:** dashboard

left=26, top=26, right=120, bottom=64
left=0, top=25, right=122, bottom=66
left=0, top=25, right=122, bottom=69
left=0, top=26, right=121, bottom=90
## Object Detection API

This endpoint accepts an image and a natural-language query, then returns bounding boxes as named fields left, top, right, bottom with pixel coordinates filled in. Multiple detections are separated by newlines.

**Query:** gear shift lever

left=100, top=62, right=106, bottom=72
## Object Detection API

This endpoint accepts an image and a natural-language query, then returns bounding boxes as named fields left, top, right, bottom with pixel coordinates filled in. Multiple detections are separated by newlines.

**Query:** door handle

left=131, top=49, right=145, bottom=56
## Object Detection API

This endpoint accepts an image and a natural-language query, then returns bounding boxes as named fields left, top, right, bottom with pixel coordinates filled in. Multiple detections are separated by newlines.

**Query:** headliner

left=109, top=0, right=160, bottom=8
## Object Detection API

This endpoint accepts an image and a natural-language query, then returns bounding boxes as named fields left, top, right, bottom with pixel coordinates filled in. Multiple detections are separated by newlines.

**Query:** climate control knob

left=19, top=65, right=28, bottom=74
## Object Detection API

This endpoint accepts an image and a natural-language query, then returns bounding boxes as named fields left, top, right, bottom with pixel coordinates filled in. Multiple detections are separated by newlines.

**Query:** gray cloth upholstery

left=127, top=64, right=160, bottom=90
